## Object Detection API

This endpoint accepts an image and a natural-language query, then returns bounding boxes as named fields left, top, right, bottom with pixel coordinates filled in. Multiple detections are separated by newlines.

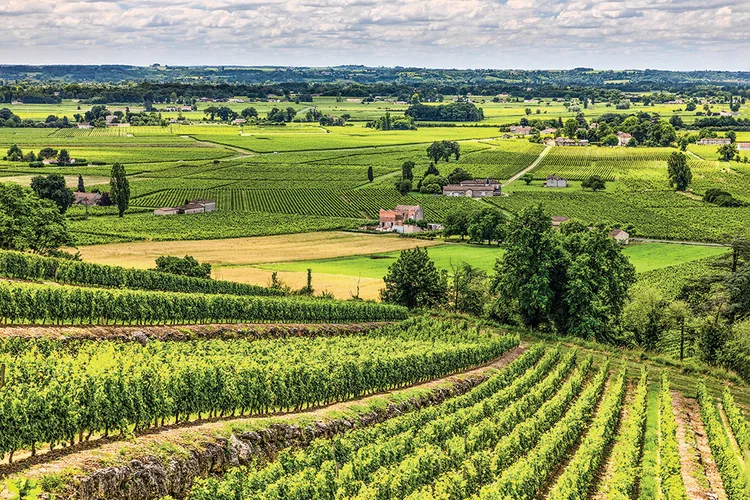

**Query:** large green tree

left=492, top=205, right=562, bottom=329
left=468, top=208, right=506, bottom=245
left=0, top=182, right=72, bottom=254
left=667, top=151, right=692, bottom=191
left=380, top=247, right=448, bottom=309
left=154, top=255, right=212, bottom=279
left=30, top=174, right=74, bottom=214
left=109, top=162, right=130, bottom=218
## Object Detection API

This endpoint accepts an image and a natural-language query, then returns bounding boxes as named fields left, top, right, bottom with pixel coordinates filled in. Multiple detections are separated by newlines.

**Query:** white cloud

left=0, top=0, right=746, bottom=70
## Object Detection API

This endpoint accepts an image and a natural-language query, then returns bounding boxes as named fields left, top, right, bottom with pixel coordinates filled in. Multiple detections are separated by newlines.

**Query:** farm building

left=698, top=138, right=731, bottom=145
left=154, top=199, right=216, bottom=216
left=738, top=142, right=750, bottom=150
left=443, top=179, right=501, bottom=198
left=551, top=216, right=570, bottom=227
left=377, top=205, right=425, bottom=233
left=232, top=118, right=247, bottom=125
left=77, top=123, right=93, bottom=129
left=554, top=137, right=589, bottom=147
left=508, top=126, right=533, bottom=135
left=545, top=174, right=568, bottom=188
left=616, top=132, right=632, bottom=146
left=73, top=192, right=103, bottom=206
left=540, top=128, right=557, bottom=135
left=609, top=229, right=630, bottom=245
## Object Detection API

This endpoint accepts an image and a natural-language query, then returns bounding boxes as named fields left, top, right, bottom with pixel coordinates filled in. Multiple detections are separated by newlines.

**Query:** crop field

left=530, top=146, right=674, bottom=181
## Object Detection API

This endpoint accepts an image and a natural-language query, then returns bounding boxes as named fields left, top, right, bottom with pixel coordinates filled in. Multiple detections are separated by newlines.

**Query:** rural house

left=377, top=205, right=425, bottom=233
left=616, top=132, right=632, bottom=146
left=545, top=174, right=568, bottom=188
left=555, top=137, right=589, bottom=147
left=697, top=138, right=731, bottom=146
left=540, top=128, right=558, bottom=135
left=738, top=142, right=750, bottom=150
left=609, top=229, right=630, bottom=245
left=443, top=179, right=501, bottom=198
left=551, top=216, right=570, bottom=227
left=508, top=125, right=532, bottom=135
left=154, top=199, right=216, bottom=216
left=73, top=192, right=102, bottom=206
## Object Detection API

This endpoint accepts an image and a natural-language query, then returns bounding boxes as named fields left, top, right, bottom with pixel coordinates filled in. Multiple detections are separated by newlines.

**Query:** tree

left=492, top=205, right=561, bottom=329
left=669, top=115, right=684, bottom=129
left=601, top=134, right=619, bottom=147
left=524, top=107, right=532, bottom=115
left=717, top=143, right=739, bottom=162
left=726, top=130, right=736, bottom=143
left=6, top=144, right=23, bottom=161
left=395, top=179, right=412, bottom=195
left=446, top=168, right=471, bottom=185
left=622, top=285, right=668, bottom=350
left=401, top=160, right=414, bottom=181
left=666, top=300, right=691, bottom=360
left=154, top=255, right=212, bottom=279
left=563, top=119, right=578, bottom=139
left=426, top=141, right=460, bottom=163
left=30, top=174, right=74, bottom=214
left=520, top=172, right=534, bottom=185
left=380, top=247, right=448, bottom=309
left=77, top=175, right=85, bottom=193
left=241, top=107, right=258, bottom=119
left=37, top=147, right=58, bottom=160
left=450, top=263, right=489, bottom=316
left=581, top=175, right=606, bottom=192
left=57, top=149, right=71, bottom=166
left=443, top=209, right=470, bottom=240
left=110, top=162, right=130, bottom=217
left=667, top=151, right=691, bottom=191
left=467, top=208, right=506, bottom=245
left=367, top=166, right=373, bottom=182
left=0, top=182, right=72, bottom=254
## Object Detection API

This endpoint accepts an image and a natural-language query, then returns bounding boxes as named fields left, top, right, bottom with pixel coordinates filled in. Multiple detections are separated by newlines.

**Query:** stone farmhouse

left=616, top=132, right=632, bottom=146
left=154, top=199, right=216, bottom=216
left=377, top=205, right=433, bottom=233
left=443, top=179, right=502, bottom=198
left=698, top=138, right=731, bottom=146
left=554, top=137, right=589, bottom=147
left=609, top=229, right=630, bottom=245
left=551, top=216, right=570, bottom=227
left=73, top=192, right=103, bottom=206
left=508, top=125, right=533, bottom=135
left=545, top=174, right=568, bottom=188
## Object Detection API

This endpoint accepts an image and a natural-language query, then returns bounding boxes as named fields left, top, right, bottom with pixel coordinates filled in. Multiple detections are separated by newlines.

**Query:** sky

left=1, top=0, right=749, bottom=71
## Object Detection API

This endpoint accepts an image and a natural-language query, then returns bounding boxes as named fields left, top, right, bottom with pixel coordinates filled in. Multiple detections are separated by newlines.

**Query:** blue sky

left=0, top=0, right=748, bottom=70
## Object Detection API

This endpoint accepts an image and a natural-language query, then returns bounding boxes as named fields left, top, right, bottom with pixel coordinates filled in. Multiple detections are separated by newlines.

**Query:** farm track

left=672, top=390, right=727, bottom=500
left=503, top=144, right=551, bottom=187
left=0, top=345, right=527, bottom=479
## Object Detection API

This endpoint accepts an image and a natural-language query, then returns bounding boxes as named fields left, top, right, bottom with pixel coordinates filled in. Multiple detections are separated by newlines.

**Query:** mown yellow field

left=76, top=231, right=442, bottom=269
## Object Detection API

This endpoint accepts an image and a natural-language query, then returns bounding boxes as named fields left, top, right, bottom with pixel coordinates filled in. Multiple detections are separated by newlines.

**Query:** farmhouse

left=508, top=126, right=532, bottom=135
left=153, top=199, right=216, bottom=216
left=377, top=205, right=425, bottom=233
left=180, top=106, right=193, bottom=112
left=551, top=216, right=570, bottom=227
left=540, top=128, right=557, bottom=135
left=609, top=229, right=630, bottom=245
left=73, top=192, right=102, bottom=206
left=697, top=138, right=731, bottom=145
left=77, top=123, right=93, bottom=129
left=232, top=118, right=247, bottom=125
left=443, top=179, right=501, bottom=198
left=738, top=142, right=750, bottom=150
left=554, top=137, right=589, bottom=147
left=616, top=132, right=632, bottom=146
left=545, top=174, right=568, bottom=188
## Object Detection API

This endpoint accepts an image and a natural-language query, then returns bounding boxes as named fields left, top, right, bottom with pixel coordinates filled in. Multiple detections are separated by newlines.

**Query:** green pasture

left=257, top=241, right=727, bottom=279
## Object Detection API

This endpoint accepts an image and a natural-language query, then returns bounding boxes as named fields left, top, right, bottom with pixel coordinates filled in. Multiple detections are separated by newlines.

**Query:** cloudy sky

left=1, top=0, right=748, bottom=70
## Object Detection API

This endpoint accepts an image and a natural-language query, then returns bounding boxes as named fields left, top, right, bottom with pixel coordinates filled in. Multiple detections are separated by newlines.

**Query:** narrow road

left=631, top=238, right=729, bottom=248
left=503, top=145, right=551, bottom=187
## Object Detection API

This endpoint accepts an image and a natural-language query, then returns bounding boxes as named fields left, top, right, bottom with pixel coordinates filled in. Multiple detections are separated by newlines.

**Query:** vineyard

left=530, top=146, right=674, bottom=181
left=0, top=280, right=406, bottom=325
left=0, top=318, right=518, bottom=463
left=184, top=346, right=750, bottom=500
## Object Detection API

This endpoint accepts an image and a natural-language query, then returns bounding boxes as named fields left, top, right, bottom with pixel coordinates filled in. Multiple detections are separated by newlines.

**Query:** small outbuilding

left=609, top=229, right=630, bottom=245
left=545, top=174, right=568, bottom=188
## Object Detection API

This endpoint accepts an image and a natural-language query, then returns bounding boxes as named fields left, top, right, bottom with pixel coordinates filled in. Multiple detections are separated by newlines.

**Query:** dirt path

left=503, top=144, right=551, bottom=187
left=1, top=346, right=527, bottom=481
left=591, top=380, right=636, bottom=499
left=672, top=391, right=727, bottom=500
